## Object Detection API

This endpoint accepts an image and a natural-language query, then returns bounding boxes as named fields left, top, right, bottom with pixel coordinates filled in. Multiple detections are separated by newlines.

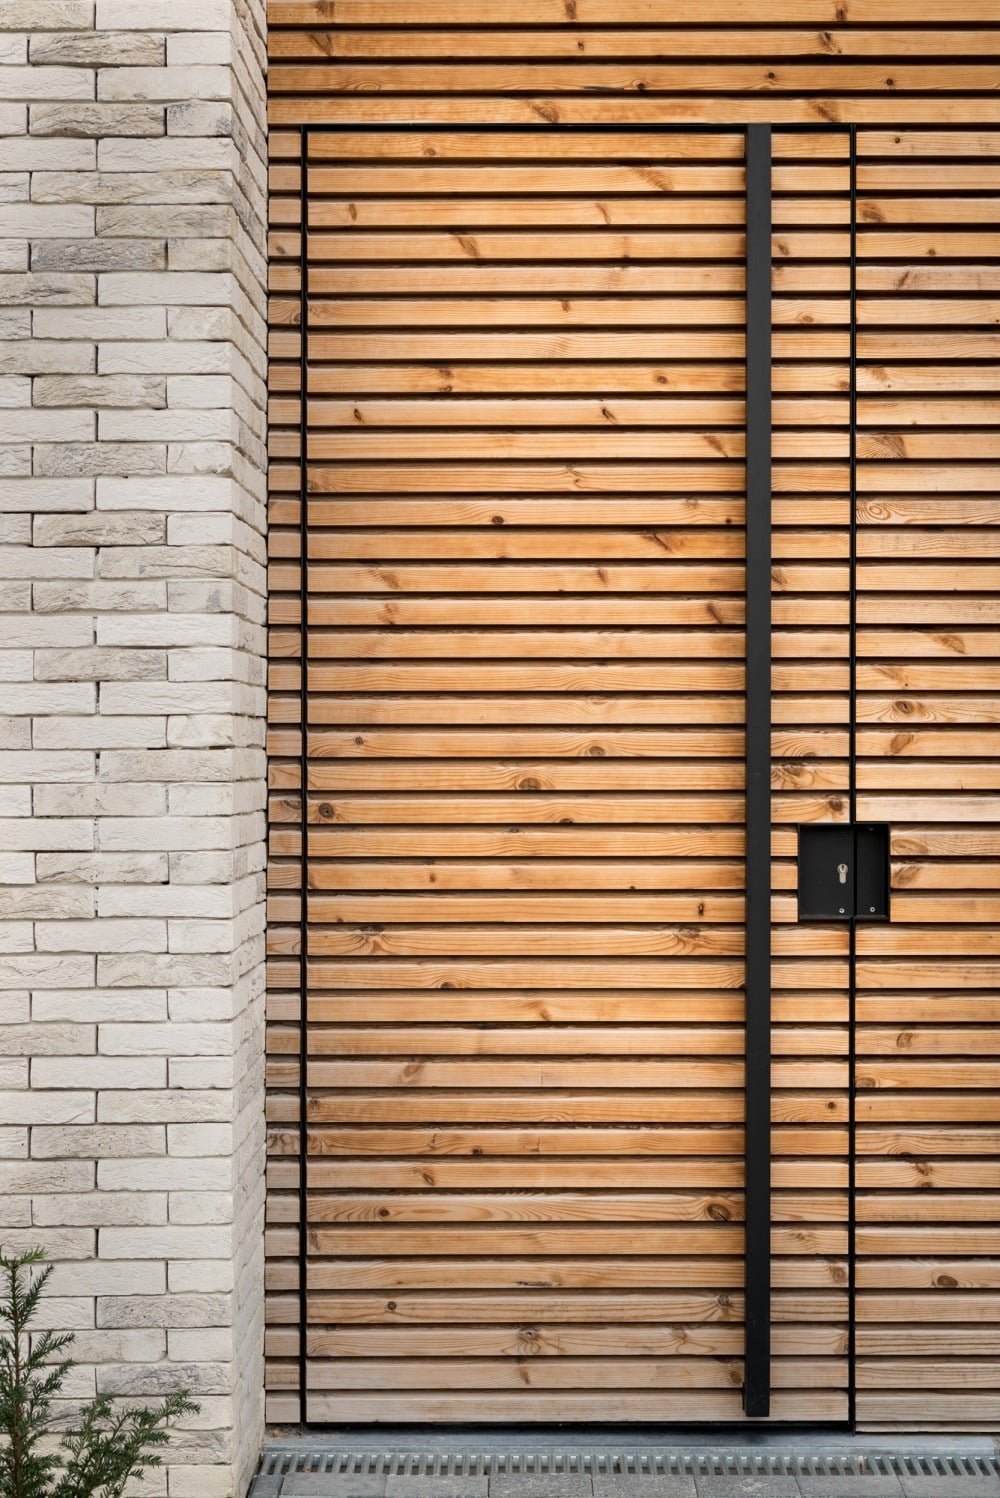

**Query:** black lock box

left=797, top=822, right=890, bottom=922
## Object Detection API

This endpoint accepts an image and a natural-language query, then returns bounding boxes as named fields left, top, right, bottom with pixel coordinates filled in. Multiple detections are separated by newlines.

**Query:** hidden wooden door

left=265, top=121, right=1000, bottom=1430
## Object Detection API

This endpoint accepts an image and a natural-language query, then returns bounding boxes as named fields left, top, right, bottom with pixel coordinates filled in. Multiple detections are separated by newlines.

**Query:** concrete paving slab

left=592, top=1480, right=694, bottom=1492
left=591, top=1480, right=697, bottom=1498
left=384, top=1481, right=489, bottom=1498
left=692, top=1478, right=801, bottom=1498
left=797, top=1479, right=904, bottom=1498
left=281, top=1475, right=387, bottom=1497
left=488, top=1479, right=594, bottom=1498
left=899, top=1483, right=1000, bottom=1498
left=251, top=1481, right=283, bottom=1498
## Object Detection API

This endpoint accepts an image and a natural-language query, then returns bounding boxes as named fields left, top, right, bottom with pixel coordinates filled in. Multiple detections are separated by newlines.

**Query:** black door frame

left=742, top=121, right=858, bottom=1421
left=296, top=118, right=859, bottom=1429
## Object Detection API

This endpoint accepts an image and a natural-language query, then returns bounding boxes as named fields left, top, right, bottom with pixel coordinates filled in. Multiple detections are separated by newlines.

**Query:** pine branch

left=1, top=1247, right=199, bottom=1498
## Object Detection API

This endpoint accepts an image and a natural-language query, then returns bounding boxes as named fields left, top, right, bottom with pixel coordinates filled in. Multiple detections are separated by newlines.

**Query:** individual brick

left=96, top=203, right=232, bottom=237
left=36, top=851, right=167, bottom=885
left=0, top=785, right=32, bottom=814
left=30, top=32, right=165, bottom=67
left=0, top=341, right=94, bottom=372
left=97, top=0, right=233, bottom=27
left=32, top=373, right=165, bottom=406
left=0, top=202, right=93, bottom=236
left=0, top=1090, right=94, bottom=1123
left=36, top=782, right=165, bottom=815
left=0, top=238, right=27, bottom=270
left=33, top=578, right=166, bottom=611
left=34, top=645, right=166, bottom=680
left=33, top=718, right=166, bottom=750
left=98, top=1087, right=233, bottom=1123
left=96, top=474, right=232, bottom=510
left=32, top=236, right=165, bottom=270
left=0, top=2, right=96, bottom=26
left=3, top=136, right=95, bottom=168
left=97, top=746, right=236, bottom=778
left=32, top=987, right=167, bottom=1022
left=99, top=1158, right=230, bottom=1190
left=0, top=477, right=93, bottom=511
left=48, top=1260, right=168, bottom=1298
left=99, top=1020, right=233, bottom=1054
left=33, top=303, right=165, bottom=337
left=97, top=1291, right=230, bottom=1328
left=29, top=101, right=164, bottom=136
left=167, top=34, right=233, bottom=69
left=33, top=169, right=233, bottom=205
left=0, top=749, right=93, bottom=782
left=34, top=440, right=165, bottom=476
left=0, top=683, right=95, bottom=715
left=0, top=406, right=93, bottom=440
left=0, top=886, right=93, bottom=918
left=33, top=1055, right=166, bottom=1088
left=0, top=815, right=93, bottom=848
left=97, top=338, right=231, bottom=374
left=0, top=544, right=93, bottom=577
left=33, top=510, right=164, bottom=545
left=0, top=64, right=94, bottom=99
left=100, top=409, right=230, bottom=445
left=0, top=270, right=94, bottom=305
left=98, top=138, right=233, bottom=171
left=166, top=101, right=232, bottom=138
left=34, top=1191, right=168, bottom=1226
left=31, top=1124, right=164, bottom=1159
left=98, top=67, right=230, bottom=102
left=0, top=1022, right=94, bottom=1056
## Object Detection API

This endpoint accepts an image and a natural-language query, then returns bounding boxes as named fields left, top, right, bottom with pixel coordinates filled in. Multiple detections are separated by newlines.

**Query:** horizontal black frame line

left=742, top=120, right=772, bottom=1423
left=298, top=121, right=853, bottom=132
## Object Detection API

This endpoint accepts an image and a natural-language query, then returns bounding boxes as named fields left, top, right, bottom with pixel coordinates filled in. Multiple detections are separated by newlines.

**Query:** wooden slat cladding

left=266, top=125, right=304, bottom=1423
left=275, top=124, right=856, bottom=1428
left=298, top=126, right=758, bottom=1426
left=266, top=2, right=1000, bottom=127
left=853, top=127, right=1000, bottom=1432
left=768, top=129, right=852, bottom=1422
left=265, top=2, right=1000, bottom=1433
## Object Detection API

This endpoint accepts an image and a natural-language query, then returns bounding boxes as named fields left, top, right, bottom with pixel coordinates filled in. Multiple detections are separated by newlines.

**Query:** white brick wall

left=0, top=2, right=268, bottom=1493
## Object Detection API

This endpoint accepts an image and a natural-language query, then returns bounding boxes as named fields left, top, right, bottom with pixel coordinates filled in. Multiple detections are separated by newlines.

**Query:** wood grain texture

left=854, top=127, right=1000, bottom=1434
left=266, top=1, right=1000, bottom=1427
left=264, top=120, right=852, bottom=1424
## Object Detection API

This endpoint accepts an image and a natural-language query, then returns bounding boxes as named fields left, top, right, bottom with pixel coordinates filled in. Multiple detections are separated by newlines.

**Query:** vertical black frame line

left=297, top=123, right=311, bottom=1425
left=847, top=121, right=859, bottom=1430
left=742, top=122, right=773, bottom=1421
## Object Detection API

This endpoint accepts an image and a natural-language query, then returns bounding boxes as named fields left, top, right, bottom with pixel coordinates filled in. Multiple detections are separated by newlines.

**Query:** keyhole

left=837, top=862, right=848, bottom=885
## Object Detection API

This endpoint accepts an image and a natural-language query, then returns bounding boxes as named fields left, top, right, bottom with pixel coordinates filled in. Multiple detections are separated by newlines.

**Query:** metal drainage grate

left=256, top=1446, right=1000, bottom=1482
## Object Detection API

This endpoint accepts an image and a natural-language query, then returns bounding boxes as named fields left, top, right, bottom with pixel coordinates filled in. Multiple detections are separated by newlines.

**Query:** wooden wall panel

left=265, top=2, right=1000, bottom=1429
left=854, top=126, right=1000, bottom=1432
left=298, top=126, right=770, bottom=1425
left=266, top=3, right=1000, bottom=127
